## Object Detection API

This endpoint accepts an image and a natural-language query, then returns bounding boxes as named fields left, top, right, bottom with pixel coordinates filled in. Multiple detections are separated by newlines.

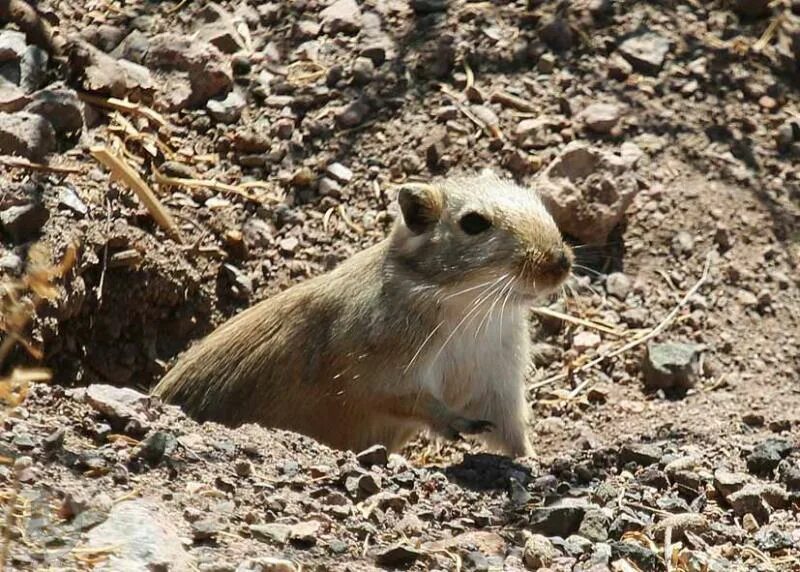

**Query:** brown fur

left=153, top=171, right=573, bottom=457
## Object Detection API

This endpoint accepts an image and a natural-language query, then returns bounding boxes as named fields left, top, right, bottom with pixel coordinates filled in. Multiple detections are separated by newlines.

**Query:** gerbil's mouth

left=515, top=245, right=574, bottom=297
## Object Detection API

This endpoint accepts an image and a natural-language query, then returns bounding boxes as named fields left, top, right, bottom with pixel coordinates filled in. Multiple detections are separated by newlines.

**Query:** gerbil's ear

left=397, top=184, right=443, bottom=235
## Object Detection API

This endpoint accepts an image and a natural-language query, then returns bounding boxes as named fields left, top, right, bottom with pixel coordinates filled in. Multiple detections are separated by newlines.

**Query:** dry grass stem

left=90, top=146, right=183, bottom=243
left=78, top=93, right=168, bottom=129
left=531, top=252, right=713, bottom=395
left=532, top=306, right=623, bottom=337
left=0, top=157, right=85, bottom=175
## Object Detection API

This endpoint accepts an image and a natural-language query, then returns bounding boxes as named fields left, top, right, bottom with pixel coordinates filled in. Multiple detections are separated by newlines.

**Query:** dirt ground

left=0, top=0, right=799, bottom=570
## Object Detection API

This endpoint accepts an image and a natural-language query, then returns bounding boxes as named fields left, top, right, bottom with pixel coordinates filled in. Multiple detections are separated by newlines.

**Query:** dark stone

left=610, top=541, right=666, bottom=572
left=747, top=438, right=793, bottom=476
left=0, top=201, right=49, bottom=243
left=375, top=543, right=424, bottom=567
left=619, top=443, right=663, bottom=467
left=529, top=499, right=588, bottom=537
left=356, top=444, right=389, bottom=467
left=134, top=431, right=177, bottom=465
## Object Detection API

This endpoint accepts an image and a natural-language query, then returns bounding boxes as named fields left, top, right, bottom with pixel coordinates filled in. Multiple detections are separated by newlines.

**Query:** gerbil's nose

left=547, top=246, right=573, bottom=275
left=555, top=248, right=573, bottom=273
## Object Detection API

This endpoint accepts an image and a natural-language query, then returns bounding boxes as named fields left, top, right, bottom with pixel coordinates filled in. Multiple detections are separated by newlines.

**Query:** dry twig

left=0, top=157, right=84, bottom=175
left=532, top=253, right=713, bottom=395
left=90, top=146, right=183, bottom=243
left=532, top=306, right=623, bottom=337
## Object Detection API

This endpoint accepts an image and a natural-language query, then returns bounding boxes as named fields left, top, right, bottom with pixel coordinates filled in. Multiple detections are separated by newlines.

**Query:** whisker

left=403, top=321, right=444, bottom=374
left=431, top=275, right=508, bottom=364
left=441, top=276, right=499, bottom=301
left=498, top=276, right=517, bottom=327
left=572, top=263, right=604, bottom=277
left=475, top=275, right=513, bottom=338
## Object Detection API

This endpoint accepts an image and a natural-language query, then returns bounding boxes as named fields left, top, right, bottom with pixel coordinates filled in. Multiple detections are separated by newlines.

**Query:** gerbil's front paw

left=448, top=417, right=495, bottom=438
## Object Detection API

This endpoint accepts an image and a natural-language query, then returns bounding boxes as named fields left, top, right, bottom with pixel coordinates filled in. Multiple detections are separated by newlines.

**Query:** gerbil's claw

left=449, top=417, right=495, bottom=436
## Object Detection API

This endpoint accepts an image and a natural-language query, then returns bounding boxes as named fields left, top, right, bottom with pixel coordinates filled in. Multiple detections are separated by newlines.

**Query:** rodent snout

left=538, top=245, right=574, bottom=283
left=554, top=247, right=574, bottom=274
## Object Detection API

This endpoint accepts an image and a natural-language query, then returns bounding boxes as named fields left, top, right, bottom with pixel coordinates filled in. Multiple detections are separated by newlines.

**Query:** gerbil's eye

left=459, top=212, right=492, bottom=235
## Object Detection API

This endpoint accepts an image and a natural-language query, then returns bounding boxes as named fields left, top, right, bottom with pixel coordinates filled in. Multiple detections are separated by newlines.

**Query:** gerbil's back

left=152, top=241, right=395, bottom=427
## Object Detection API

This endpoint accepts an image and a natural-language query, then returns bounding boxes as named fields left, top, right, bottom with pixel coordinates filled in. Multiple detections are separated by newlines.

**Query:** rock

left=145, top=33, right=233, bottom=110
left=504, top=149, right=537, bottom=177
left=609, top=513, right=647, bottom=539
left=85, top=384, right=151, bottom=432
left=192, top=518, right=222, bottom=542
left=746, top=438, right=793, bottom=476
left=424, top=531, right=506, bottom=556
left=523, top=534, right=555, bottom=569
left=733, top=0, right=771, bottom=17
left=236, top=557, right=298, bottom=572
left=196, top=23, right=244, bottom=55
left=113, top=29, right=150, bottom=63
left=318, top=177, right=342, bottom=197
left=529, top=498, right=587, bottom=537
left=325, top=162, right=353, bottom=183
left=24, top=88, right=83, bottom=135
left=620, top=443, right=662, bottom=467
left=0, top=201, right=48, bottom=243
left=642, top=342, right=702, bottom=391
left=411, top=0, right=448, bottom=13
left=0, top=111, right=54, bottom=160
left=463, top=551, right=491, bottom=571
left=727, top=483, right=789, bottom=522
left=537, top=142, right=641, bottom=245
left=361, top=42, right=389, bottom=66
left=0, top=30, right=27, bottom=62
left=582, top=103, right=622, bottom=134
left=609, top=541, right=663, bottom=572
left=540, top=16, right=573, bottom=51
left=713, top=469, right=749, bottom=498
left=59, top=492, right=89, bottom=520
left=563, top=534, right=593, bottom=557
left=779, top=462, right=800, bottom=490
left=531, top=342, right=562, bottom=367
left=351, top=57, right=374, bottom=84
left=621, top=308, right=648, bottom=328
left=672, top=231, right=695, bottom=256
left=207, top=91, right=246, bottom=123
left=538, top=52, right=556, bottom=73
left=742, top=412, right=765, bottom=427
left=84, top=500, right=191, bottom=571
left=134, top=431, right=177, bottom=464
left=755, top=527, right=795, bottom=552
left=221, top=263, right=253, bottom=299
left=375, top=543, right=424, bottom=567
left=321, top=0, right=362, bottom=34
left=578, top=508, right=609, bottom=542
left=649, top=513, right=708, bottom=542
left=605, top=272, right=631, bottom=299
left=0, top=83, right=29, bottom=113
left=56, top=186, right=88, bottom=217
left=742, top=513, right=759, bottom=533
left=618, top=32, right=670, bottom=75
left=335, top=99, right=368, bottom=128
left=43, top=427, right=66, bottom=451
left=608, top=53, right=633, bottom=80
left=0, top=31, right=47, bottom=92
left=573, top=331, right=601, bottom=352
left=356, top=444, right=388, bottom=467
left=67, top=41, right=154, bottom=100
left=294, top=19, right=321, bottom=39
left=251, top=523, right=291, bottom=545
left=345, top=472, right=381, bottom=500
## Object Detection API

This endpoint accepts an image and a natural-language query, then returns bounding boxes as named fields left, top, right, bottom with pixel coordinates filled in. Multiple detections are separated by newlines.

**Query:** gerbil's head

left=389, top=170, right=573, bottom=303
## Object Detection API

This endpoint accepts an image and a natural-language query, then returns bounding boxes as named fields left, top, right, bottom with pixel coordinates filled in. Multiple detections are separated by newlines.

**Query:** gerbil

left=153, top=170, right=573, bottom=458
